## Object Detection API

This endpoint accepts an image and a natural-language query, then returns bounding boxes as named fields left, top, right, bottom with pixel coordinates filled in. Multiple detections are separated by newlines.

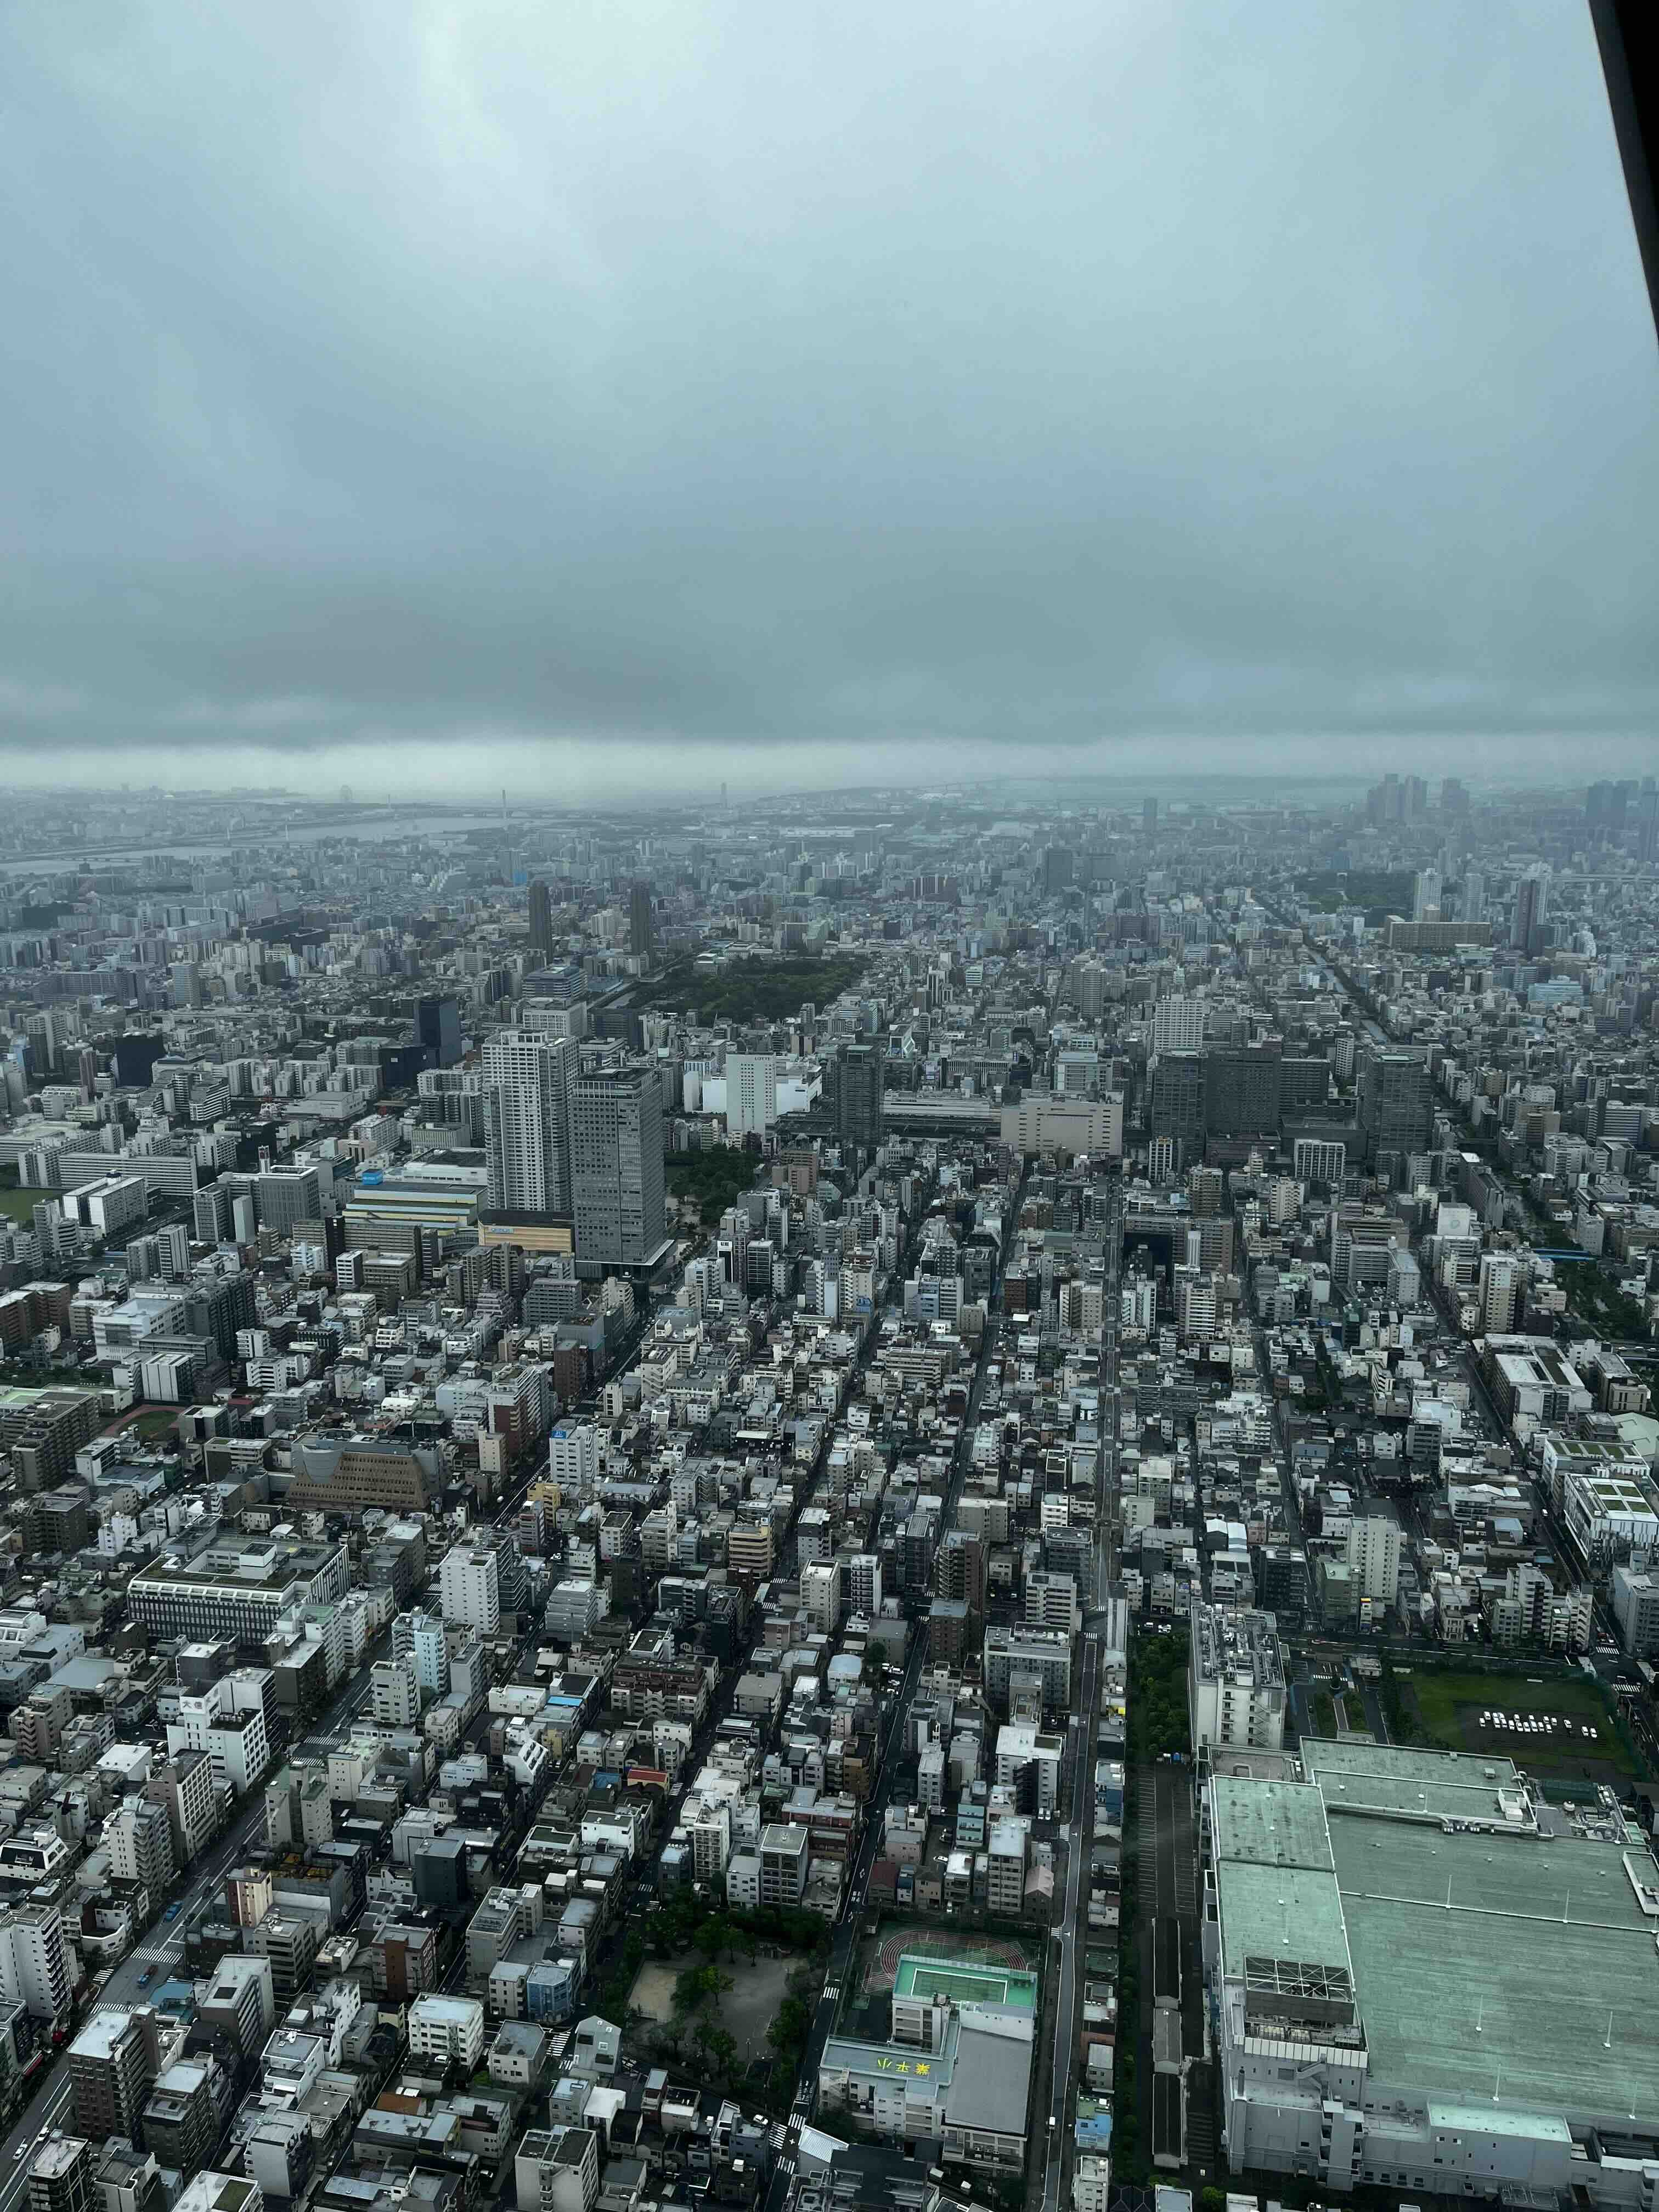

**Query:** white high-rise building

left=1024, top=1571, right=1079, bottom=1635
left=802, top=1561, right=841, bottom=1635
left=0, top=1904, right=70, bottom=2021
left=1188, top=1601, right=1286, bottom=1751
left=548, top=1423, right=600, bottom=1496
left=1462, top=869, right=1485, bottom=924
left=1478, top=1251, right=1522, bottom=1335
left=165, top=1671, right=273, bottom=1796
left=727, top=1054, right=778, bottom=1140
left=439, top=1544, right=501, bottom=1637
left=371, top=1651, right=421, bottom=1728
left=107, top=1796, right=176, bottom=1893
left=847, top=1553, right=882, bottom=1617
left=482, top=1032, right=577, bottom=1215
left=1150, top=996, right=1206, bottom=1055
left=411, top=1612, right=450, bottom=1696
left=1345, top=1516, right=1402, bottom=1604
left=1292, top=1137, right=1346, bottom=1186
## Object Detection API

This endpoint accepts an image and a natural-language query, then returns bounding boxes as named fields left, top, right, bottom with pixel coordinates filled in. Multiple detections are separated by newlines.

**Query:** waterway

left=0, top=811, right=515, bottom=877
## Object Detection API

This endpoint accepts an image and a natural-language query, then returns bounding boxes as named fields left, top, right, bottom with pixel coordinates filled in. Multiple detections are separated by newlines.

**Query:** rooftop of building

left=1329, top=1812, right=1659, bottom=2118
left=408, top=1993, right=484, bottom=2022
left=31, top=2137, right=89, bottom=2180
left=893, top=1951, right=1037, bottom=2016
left=1190, top=1598, right=1284, bottom=1689
left=1299, top=1736, right=1525, bottom=1821
left=1212, top=1742, right=1659, bottom=2124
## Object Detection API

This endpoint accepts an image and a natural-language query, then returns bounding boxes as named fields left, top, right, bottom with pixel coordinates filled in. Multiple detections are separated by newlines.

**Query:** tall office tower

left=1511, top=867, right=1550, bottom=955
left=1143, top=796, right=1159, bottom=833
left=628, top=881, right=654, bottom=958
left=482, top=1032, right=577, bottom=1215
left=1366, top=772, right=1403, bottom=823
left=1440, top=776, right=1470, bottom=814
left=1149, top=1052, right=1205, bottom=1156
left=571, top=1067, right=665, bottom=1266
left=371, top=1651, right=421, bottom=1728
left=835, top=1043, right=885, bottom=1159
left=1357, top=1046, right=1434, bottom=1172
left=1041, top=847, right=1074, bottom=892
left=1585, top=781, right=1631, bottom=834
left=1462, top=870, right=1485, bottom=925
left=527, top=879, right=554, bottom=960
left=727, top=1053, right=778, bottom=1139
left=1203, top=1041, right=1282, bottom=1138
left=253, top=1165, right=323, bottom=1238
left=416, top=997, right=462, bottom=1068
left=1411, top=869, right=1440, bottom=921
left=1150, top=996, right=1206, bottom=1054
left=194, top=1183, right=235, bottom=1245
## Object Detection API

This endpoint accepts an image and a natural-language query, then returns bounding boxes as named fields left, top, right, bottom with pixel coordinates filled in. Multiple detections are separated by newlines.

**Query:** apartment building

left=1188, top=1600, right=1286, bottom=1752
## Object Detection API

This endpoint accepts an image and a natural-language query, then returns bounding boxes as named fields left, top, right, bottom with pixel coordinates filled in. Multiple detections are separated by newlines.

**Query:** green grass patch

left=1404, top=1667, right=1635, bottom=1778
left=0, top=1188, right=46, bottom=1223
left=637, top=953, right=867, bottom=1024
left=125, top=1408, right=182, bottom=1440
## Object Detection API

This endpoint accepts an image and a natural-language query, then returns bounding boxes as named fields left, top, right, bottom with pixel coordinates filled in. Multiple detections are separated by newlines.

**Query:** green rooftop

left=893, top=1951, right=1037, bottom=2015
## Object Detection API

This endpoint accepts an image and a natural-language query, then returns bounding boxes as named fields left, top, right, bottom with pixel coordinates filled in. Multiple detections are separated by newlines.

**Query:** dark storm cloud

left=0, top=1, right=1654, bottom=794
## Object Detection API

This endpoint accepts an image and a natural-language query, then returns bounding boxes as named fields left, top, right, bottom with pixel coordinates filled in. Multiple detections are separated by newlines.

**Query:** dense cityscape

left=0, top=773, right=1651, bottom=2212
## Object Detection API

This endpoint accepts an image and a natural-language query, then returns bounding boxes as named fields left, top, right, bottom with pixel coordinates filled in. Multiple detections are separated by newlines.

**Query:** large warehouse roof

left=1329, top=1815, right=1659, bottom=2119
left=1212, top=1740, right=1659, bottom=2128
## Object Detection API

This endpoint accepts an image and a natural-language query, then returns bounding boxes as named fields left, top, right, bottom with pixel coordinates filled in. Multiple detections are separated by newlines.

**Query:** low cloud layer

left=0, top=3, right=1655, bottom=794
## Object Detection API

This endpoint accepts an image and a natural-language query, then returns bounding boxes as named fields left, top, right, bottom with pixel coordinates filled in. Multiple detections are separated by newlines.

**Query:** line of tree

left=1127, top=1625, right=1191, bottom=1763
left=664, top=1144, right=763, bottom=1218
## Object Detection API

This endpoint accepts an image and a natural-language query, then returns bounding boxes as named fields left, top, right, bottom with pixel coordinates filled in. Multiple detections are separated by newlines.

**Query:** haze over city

left=0, top=2, right=1656, bottom=797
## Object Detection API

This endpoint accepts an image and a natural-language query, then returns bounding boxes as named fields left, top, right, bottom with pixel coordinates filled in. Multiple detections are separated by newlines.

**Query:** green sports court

left=892, top=1952, right=1037, bottom=2014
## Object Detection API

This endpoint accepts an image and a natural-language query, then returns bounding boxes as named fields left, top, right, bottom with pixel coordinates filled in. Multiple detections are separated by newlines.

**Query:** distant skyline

left=0, top=766, right=1645, bottom=839
left=1, top=3, right=1655, bottom=797
left=0, top=752, right=1647, bottom=811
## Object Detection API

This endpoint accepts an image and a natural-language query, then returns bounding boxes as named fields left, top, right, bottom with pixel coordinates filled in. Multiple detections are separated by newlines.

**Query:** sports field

left=1404, top=1668, right=1635, bottom=1781
left=843, top=1921, right=1041, bottom=2044
left=894, top=1954, right=1037, bottom=2013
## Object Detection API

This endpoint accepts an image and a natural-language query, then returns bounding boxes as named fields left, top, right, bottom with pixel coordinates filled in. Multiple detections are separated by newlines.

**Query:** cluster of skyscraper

left=480, top=1032, right=665, bottom=1268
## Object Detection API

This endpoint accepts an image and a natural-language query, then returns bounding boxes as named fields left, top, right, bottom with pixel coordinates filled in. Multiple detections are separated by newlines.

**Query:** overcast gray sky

left=1, top=1, right=1655, bottom=800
